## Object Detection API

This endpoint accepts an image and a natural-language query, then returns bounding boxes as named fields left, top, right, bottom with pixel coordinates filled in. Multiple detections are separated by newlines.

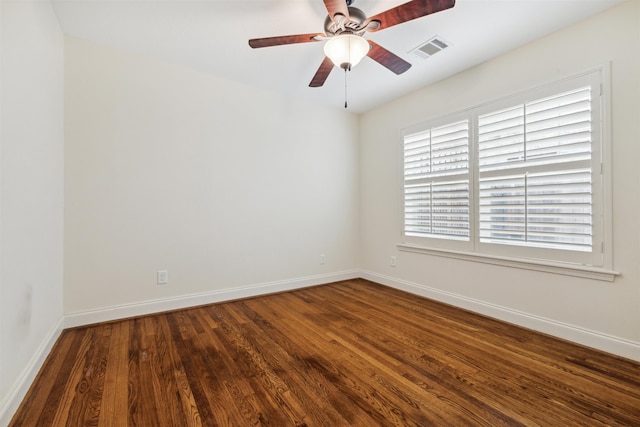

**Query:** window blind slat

left=526, top=87, right=591, bottom=114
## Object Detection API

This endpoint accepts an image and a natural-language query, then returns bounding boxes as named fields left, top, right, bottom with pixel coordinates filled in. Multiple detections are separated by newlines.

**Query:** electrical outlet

left=320, top=254, right=326, bottom=265
left=157, top=270, right=169, bottom=285
left=390, top=256, right=397, bottom=267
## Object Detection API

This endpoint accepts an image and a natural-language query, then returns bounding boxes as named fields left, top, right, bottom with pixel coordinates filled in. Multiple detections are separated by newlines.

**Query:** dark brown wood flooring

left=9, top=279, right=640, bottom=426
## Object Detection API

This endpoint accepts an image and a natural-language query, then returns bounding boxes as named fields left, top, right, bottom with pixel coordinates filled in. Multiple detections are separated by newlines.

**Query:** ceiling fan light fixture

left=323, top=34, right=370, bottom=70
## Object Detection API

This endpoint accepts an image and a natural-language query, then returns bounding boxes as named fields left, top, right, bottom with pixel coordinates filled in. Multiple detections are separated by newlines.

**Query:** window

left=401, top=69, right=612, bottom=275
left=404, top=118, right=470, bottom=244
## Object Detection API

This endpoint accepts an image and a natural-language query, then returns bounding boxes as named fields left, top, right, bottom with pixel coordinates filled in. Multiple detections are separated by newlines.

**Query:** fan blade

left=249, top=33, right=324, bottom=48
left=365, top=0, right=455, bottom=32
left=309, top=57, right=334, bottom=87
left=323, top=0, right=350, bottom=22
left=367, top=41, right=412, bottom=75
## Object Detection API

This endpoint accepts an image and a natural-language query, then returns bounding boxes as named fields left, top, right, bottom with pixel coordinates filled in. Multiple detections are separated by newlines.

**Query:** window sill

left=397, top=243, right=620, bottom=282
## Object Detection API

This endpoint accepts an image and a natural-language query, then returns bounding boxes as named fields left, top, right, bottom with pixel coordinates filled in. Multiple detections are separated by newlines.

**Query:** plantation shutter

left=477, top=86, right=593, bottom=252
left=404, top=120, right=470, bottom=241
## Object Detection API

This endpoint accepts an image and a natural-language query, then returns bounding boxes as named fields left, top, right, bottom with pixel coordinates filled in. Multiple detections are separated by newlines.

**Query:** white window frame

left=398, top=66, right=618, bottom=282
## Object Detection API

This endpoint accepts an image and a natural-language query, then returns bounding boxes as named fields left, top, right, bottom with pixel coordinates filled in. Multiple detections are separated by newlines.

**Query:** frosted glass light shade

left=323, top=34, right=370, bottom=70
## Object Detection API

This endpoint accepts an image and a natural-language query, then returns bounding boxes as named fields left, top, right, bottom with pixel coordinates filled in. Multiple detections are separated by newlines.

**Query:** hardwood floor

left=9, top=279, right=640, bottom=426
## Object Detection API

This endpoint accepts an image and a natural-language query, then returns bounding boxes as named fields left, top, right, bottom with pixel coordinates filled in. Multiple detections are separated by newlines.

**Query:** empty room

left=1, top=0, right=639, bottom=425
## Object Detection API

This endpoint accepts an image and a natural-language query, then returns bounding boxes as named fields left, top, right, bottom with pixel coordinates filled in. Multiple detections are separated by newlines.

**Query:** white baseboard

left=0, top=317, right=64, bottom=427
left=361, top=270, right=640, bottom=362
left=64, top=270, right=360, bottom=328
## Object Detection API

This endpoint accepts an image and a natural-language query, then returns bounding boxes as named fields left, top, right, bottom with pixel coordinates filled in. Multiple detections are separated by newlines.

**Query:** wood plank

left=9, top=279, right=640, bottom=426
left=98, top=321, right=130, bottom=427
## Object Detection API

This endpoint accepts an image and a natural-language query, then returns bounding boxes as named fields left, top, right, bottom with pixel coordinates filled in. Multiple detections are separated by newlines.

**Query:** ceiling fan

left=248, top=0, right=456, bottom=88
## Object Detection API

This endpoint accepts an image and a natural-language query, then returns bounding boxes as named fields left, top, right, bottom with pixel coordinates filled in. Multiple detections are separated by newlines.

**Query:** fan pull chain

left=345, top=36, right=350, bottom=109
left=344, top=67, right=348, bottom=109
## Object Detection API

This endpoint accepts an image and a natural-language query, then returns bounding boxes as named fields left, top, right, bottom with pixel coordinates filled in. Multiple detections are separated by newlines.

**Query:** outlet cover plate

left=157, top=270, right=169, bottom=285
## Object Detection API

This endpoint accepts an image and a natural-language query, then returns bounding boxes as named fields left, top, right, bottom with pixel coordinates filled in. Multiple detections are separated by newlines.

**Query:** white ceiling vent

left=411, top=36, right=450, bottom=59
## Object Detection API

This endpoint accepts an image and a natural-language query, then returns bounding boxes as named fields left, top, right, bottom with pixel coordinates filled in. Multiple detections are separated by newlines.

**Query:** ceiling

left=51, top=0, right=624, bottom=113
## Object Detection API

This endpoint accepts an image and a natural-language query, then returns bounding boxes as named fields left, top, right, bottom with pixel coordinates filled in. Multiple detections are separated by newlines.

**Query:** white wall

left=63, top=37, right=360, bottom=320
left=360, top=0, right=640, bottom=360
left=0, top=0, right=65, bottom=423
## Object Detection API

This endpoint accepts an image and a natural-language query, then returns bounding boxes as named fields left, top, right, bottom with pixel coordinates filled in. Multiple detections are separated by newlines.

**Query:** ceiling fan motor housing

left=324, top=7, right=368, bottom=36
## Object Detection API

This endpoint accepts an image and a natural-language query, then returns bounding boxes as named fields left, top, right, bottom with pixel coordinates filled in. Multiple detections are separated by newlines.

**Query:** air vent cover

left=411, top=36, right=450, bottom=59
